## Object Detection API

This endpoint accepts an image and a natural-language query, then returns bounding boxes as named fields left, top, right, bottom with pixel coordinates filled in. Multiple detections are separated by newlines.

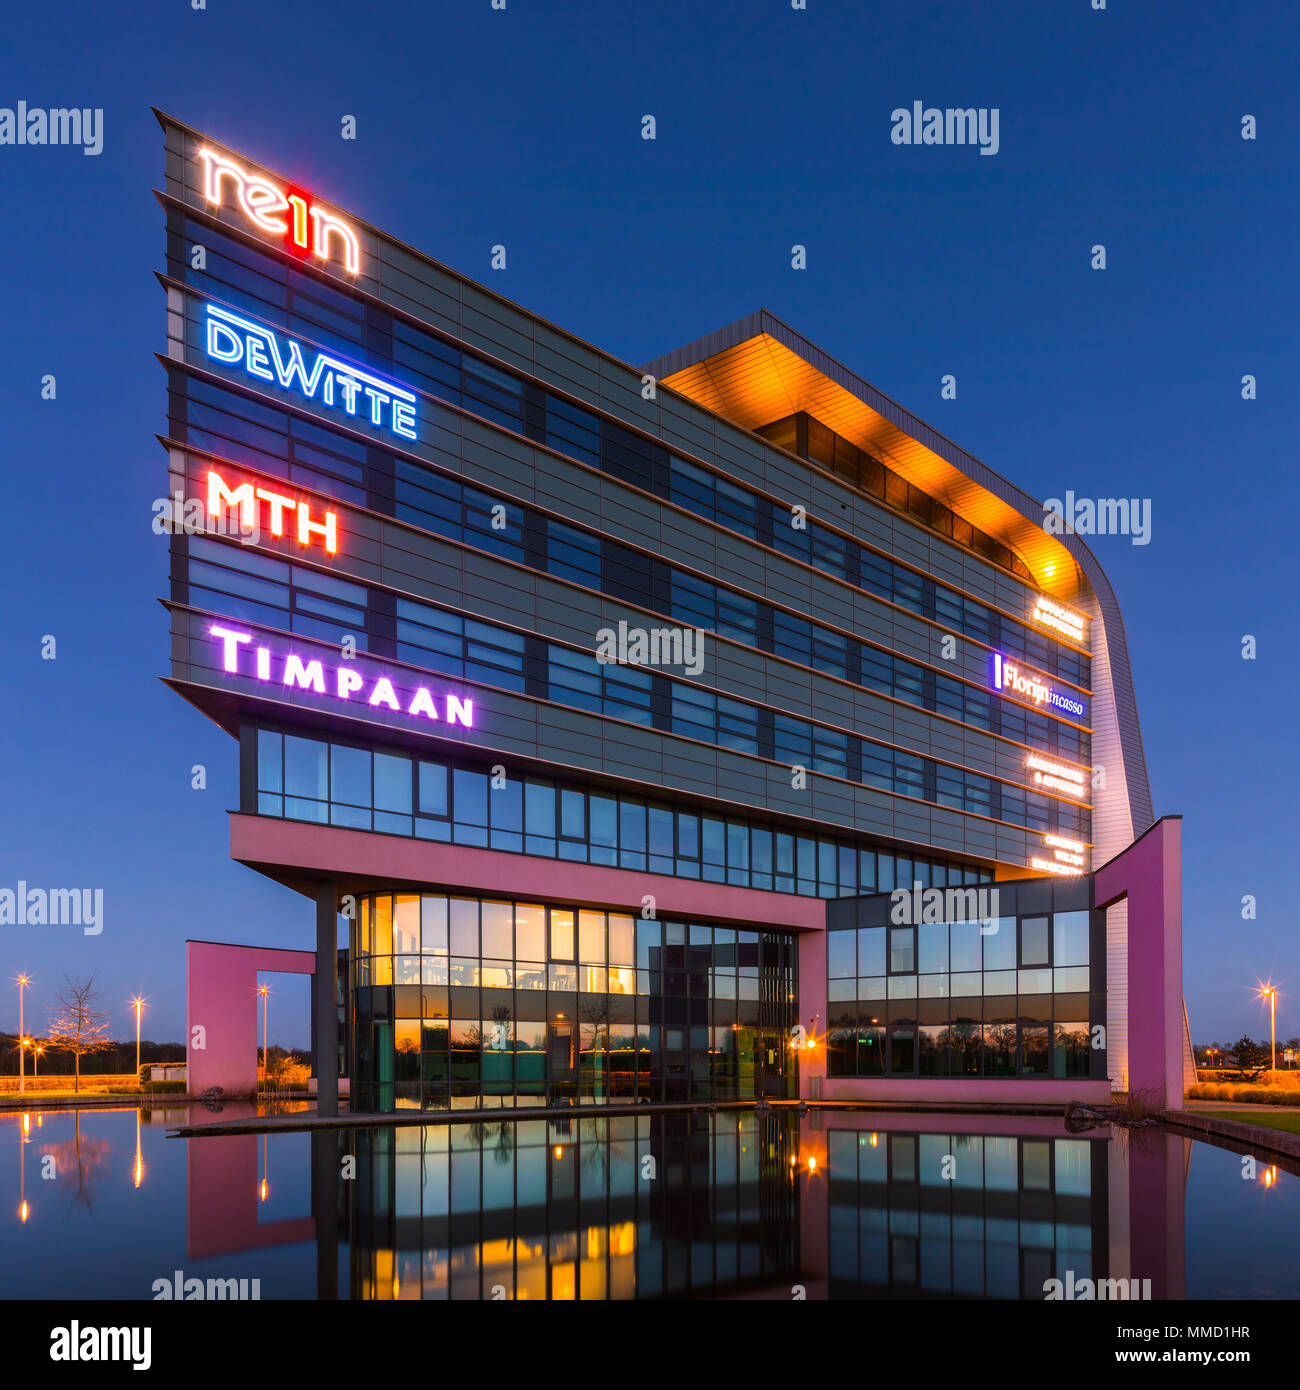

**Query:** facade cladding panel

left=159, top=113, right=1152, bottom=1109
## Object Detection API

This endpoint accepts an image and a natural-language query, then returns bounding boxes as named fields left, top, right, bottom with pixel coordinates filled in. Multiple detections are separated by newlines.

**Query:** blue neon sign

left=203, top=302, right=418, bottom=441
left=992, top=652, right=1087, bottom=721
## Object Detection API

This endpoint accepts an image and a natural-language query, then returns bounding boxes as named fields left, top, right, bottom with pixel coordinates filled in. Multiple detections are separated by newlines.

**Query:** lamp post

left=32, top=1044, right=43, bottom=1077
left=258, top=984, right=270, bottom=1085
left=16, top=975, right=29, bottom=1095
left=1260, top=986, right=1277, bottom=1072
left=131, top=997, right=145, bottom=1078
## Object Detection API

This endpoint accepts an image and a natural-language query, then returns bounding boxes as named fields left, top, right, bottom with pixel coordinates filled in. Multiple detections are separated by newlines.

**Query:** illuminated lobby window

left=350, top=892, right=797, bottom=1111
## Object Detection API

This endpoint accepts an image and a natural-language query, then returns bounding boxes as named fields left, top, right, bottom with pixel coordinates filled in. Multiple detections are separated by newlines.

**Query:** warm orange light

left=870, top=1133, right=878, bottom=1148
left=807, top=1156, right=817, bottom=1172
left=553, top=1146, right=563, bottom=1159
left=259, top=1179, right=269, bottom=1202
left=18, top=1201, right=29, bottom=1224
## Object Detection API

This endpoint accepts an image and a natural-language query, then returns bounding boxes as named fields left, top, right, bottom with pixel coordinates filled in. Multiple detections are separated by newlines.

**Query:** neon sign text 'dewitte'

left=209, top=625, right=474, bottom=727
left=204, top=303, right=418, bottom=441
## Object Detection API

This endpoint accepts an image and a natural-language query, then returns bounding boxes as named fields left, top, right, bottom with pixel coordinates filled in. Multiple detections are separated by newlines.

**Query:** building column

left=315, top=880, right=339, bottom=1118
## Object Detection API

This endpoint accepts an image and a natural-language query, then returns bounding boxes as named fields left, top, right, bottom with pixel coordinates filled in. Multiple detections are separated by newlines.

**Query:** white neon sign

left=1031, top=596, right=1086, bottom=644
left=1031, top=832, right=1086, bottom=877
left=198, top=147, right=361, bottom=275
left=204, top=303, right=418, bottom=441
left=1025, top=752, right=1088, bottom=799
left=206, top=469, right=338, bottom=553
left=208, top=625, right=474, bottom=728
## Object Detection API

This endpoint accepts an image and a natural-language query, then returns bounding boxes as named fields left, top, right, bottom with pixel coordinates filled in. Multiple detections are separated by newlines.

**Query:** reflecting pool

left=2, top=1105, right=1297, bottom=1300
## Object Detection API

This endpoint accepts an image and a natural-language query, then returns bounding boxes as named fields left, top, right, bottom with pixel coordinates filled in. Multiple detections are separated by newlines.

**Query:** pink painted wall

left=822, top=1076, right=1112, bottom=1103
left=186, top=941, right=316, bottom=1097
left=1093, top=817, right=1183, bottom=1110
left=186, top=1130, right=315, bottom=1260
left=797, top=932, right=828, bottom=1095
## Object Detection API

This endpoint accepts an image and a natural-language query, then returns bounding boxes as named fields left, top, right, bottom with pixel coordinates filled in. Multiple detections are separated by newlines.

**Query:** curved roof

left=644, top=309, right=1153, bottom=845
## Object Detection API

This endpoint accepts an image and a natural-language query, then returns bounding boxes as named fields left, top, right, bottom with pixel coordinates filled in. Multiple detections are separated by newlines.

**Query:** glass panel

left=481, top=900, right=512, bottom=957
left=550, top=909, right=575, bottom=961
left=515, top=903, right=545, bottom=960
left=578, top=910, right=606, bottom=963
left=1053, top=910, right=1090, bottom=967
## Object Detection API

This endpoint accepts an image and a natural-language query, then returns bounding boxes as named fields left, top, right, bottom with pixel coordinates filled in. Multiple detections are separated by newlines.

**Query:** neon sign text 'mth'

left=198, top=147, right=360, bottom=275
left=206, top=469, right=338, bottom=553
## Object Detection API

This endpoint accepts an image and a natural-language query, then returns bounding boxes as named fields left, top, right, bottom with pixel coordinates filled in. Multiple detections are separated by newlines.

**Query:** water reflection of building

left=343, top=1113, right=800, bottom=1299
left=797, top=1112, right=1190, bottom=1300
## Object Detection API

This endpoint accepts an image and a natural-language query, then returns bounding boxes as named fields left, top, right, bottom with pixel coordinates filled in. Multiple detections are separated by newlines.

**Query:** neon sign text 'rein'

left=208, top=625, right=474, bottom=727
left=207, top=469, right=338, bottom=553
left=204, top=303, right=418, bottom=441
left=992, top=653, right=1087, bottom=722
left=198, top=147, right=361, bottom=275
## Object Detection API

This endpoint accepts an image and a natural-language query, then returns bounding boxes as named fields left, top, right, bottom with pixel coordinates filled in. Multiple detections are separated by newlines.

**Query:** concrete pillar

left=314, top=880, right=339, bottom=1118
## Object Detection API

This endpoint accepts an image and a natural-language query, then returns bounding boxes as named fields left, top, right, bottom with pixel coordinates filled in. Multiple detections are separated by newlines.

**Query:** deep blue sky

left=1, top=1, right=1295, bottom=1049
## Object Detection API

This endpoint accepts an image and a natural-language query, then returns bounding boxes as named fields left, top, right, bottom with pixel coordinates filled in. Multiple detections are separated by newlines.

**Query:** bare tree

left=46, top=975, right=115, bottom=1093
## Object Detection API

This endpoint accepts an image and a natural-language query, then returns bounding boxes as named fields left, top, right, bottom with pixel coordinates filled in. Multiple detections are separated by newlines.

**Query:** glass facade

left=351, top=892, right=798, bottom=1111
left=825, top=888, right=1104, bottom=1081
left=168, top=210, right=1089, bottom=689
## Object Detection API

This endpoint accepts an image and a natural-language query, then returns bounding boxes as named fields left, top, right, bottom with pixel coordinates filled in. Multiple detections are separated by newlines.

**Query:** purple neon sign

left=209, top=625, right=474, bottom=728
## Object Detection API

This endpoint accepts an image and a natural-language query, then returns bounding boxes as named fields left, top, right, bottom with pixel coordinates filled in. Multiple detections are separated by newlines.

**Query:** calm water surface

left=2, top=1105, right=1295, bottom=1300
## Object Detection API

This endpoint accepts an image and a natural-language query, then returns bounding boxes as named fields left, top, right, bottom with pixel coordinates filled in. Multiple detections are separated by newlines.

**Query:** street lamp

left=32, top=1044, right=44, bottom=1077
left=1259, top=985, right=1277, bottom=1073
left=258, top=984, right=270, bottom=1084
left=131, top=997, right=146, bottom=1078
left=15, top=974, right=30, bottom=1095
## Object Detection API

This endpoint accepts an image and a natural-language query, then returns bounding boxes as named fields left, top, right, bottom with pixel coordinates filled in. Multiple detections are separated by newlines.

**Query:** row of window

left=169, top=211, right=1090, bottom=687
left=174, top=371, right=1091, bottom=769
left=826, top=1017, right=1095, bottom=1079
left=253, top=728, right=993, bottom=899
left=355, top=1020, right=795, bottom=1109
left=829, top=910, right=1091, bottom=979
left=195, top=538, right=1089, bottom=839
left=758, top=413, right=1035, bottom=582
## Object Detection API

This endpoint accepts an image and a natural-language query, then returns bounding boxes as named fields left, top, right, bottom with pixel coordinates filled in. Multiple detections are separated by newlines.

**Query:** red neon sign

left=206, top=470, right=338, bottom=554
left=197, top=148, right=360, bottom=276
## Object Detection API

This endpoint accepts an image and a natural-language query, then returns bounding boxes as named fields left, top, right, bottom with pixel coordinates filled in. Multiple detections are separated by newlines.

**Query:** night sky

left=1, top=1, right=1294, bottom=1049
